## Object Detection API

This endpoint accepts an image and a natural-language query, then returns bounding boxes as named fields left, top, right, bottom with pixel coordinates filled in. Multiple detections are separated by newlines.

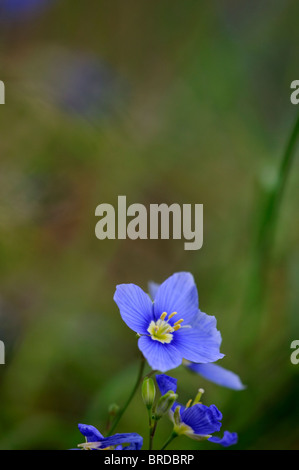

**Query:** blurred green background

left=0, top=0, right=298, bottom=450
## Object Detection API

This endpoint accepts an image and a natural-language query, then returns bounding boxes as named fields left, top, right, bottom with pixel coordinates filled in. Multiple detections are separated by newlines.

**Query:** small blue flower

left=114, top=272, right=224, bottom=372
left=208, top=431, right=238, bottom=447
left=172, top=403, right=223, bottom=441
left=149, top=280, right=244, bottom=390
left=156, top=374, right=237, bottom=446
left=156, top=374, right=222, bottom=440
left=75, top=424, right=143, bottom=450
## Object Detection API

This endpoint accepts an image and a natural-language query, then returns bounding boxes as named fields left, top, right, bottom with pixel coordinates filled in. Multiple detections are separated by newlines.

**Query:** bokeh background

left=0, top=0, right=298, bottom=450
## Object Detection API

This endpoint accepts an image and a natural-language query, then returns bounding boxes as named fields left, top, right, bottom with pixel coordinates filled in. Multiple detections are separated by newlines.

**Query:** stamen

left=193, top=388, right=205, bottom=405
left=147, top=312, right=183, bottom=344
left=165, top=326, right=174, bottom=333
left=185, top=399, right=192, bottom=408
left=173, top=324, right=181, bottom=331
left=168, top=311, right=178, bottom=319
left=174, top=319, right=184, bottom=326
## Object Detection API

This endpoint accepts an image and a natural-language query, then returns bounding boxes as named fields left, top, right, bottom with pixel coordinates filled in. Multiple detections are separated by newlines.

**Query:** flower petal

left=153, top=272, right=198, bottom=324
left=155, top=374, right=178, bottom=395
left=114, top=283, right=153, bottom=334
left=99, top=433, right=143, bottom=450
left=148, top=281, right=160, bottom=300
left=208, top=431, right=238, bottom=447
left=181, top=404, right=222, bottom=436
left=191, top=311, right=223, bottom=350
left=173, top=327, right=224, bottom=364
left=138, top=335, right=182, bottom=372
left=78, top=424, right=103, bottom=442
left=187, top=362, right=246, bottom=390
left=192, top=310, right=221, bottom=336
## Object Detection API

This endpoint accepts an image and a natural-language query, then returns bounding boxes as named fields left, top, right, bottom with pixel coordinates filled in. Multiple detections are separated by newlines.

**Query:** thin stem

left=161, top=431, right=178, bottom=450
left=256, top=112, right=299, bottom=260
left=149, top=419, right=158, bottom=451
left=104, top=415, right=112, bottom=434
left=241, top=112, right=299, bottom=347
left=142, top=369, right=157, bottom=381
left=107, top=356, right=145, bottom=436
left=147, top=408, right=152, bottom=428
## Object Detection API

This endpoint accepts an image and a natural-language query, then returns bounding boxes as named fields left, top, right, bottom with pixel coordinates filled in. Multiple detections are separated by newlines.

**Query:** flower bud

left=155, top=391, right=178, bottom=419
left=173, top=405, right=181, bottom=427
left=142, top=377, right=156, bottom=409
left=108, top=403, right=120, bottom=417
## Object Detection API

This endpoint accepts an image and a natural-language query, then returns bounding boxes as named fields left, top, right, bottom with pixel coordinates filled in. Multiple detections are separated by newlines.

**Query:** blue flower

left=172, top=403, right=223, bottom=441
left=75, top=424, right=143, bottom=450
left=156, top=374, right=237, bottom=446
left=208, top=431, right=238, bottom=447
left=149, top=279, right=245, bottom=390
left=114, top=272, right=224, bottom=372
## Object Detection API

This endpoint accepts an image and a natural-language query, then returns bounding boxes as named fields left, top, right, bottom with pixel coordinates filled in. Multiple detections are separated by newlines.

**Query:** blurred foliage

left=0, top=0, right=299, bottom=450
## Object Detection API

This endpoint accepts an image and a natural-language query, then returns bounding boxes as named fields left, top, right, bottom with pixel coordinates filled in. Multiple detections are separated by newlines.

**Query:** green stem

left=142, top=369, right=157, bottom=381
left=149, top=419, right=158, bottom=451
left=256, top=112, right=299, bottom=260
left=241, top=112, right=299, bottom=345
left=107, top=356, right=145, bottom=436
left=147, top=408, right=152, bottom=428
left=161, top=431, right=178, bottom=451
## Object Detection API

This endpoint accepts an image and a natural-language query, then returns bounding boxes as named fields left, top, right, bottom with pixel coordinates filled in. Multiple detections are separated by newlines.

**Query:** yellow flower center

left=147, top=311, right=184, bottom=344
